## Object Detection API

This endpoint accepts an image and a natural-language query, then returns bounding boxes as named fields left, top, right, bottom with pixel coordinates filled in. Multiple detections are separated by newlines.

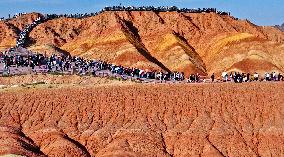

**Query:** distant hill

left=1, top=11, right=284, bottom=75
left=275, top=23, right=284, bottom=31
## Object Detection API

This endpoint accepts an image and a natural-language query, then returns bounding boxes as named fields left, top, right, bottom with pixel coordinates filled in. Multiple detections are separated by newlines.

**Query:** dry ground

left=0, top=76, right=283, bottom=156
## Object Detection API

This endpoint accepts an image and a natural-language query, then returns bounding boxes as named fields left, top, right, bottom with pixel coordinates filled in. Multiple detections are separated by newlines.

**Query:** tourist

left=246, top=73, right=250, bottom=82
left=265, top=73, right=270, bottom=81
left=222, top=71, right=228, bottom=82
left=272, top=72, right=277, bottom=81
left=278, top=73, right=283, bottom=81
left=254, top=72, right=259, bottom=81
left=211, top=73, right=215, bottom=82
left=196, top=73, right=200, bottom=83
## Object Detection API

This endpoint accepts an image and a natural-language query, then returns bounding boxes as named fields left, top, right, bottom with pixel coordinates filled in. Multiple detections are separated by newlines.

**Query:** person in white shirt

left=265, top=73, right=270, bottom=81
left=221, top=72, right=228, bottom=82
left=254, top=72, right=259, bottom=81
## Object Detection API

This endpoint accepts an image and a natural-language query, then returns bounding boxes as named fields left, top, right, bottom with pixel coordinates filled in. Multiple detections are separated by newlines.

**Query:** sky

left=0, top=0, right=283, bottom=26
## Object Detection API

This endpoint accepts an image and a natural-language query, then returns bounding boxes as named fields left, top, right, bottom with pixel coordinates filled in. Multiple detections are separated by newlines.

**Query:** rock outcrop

left=1, top=11, right=284, bottom=75
left=0, top=82, right=284, bottom=156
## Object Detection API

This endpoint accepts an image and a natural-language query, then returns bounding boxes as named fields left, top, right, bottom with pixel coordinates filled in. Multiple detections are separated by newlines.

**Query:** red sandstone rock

left=0, top=82, right=284, bottom=156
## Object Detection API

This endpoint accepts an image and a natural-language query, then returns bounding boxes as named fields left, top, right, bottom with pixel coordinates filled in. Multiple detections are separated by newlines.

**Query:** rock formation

left=0, top=13, right=41, bottom=51
left=0, top=82, right=284, bottom=156
left=1, top=10, right=284, bottom=157
left=1, top=11, right=284, bottom=76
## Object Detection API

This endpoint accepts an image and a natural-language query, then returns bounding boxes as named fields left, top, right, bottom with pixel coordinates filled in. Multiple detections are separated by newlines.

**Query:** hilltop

left=1, top=10, right=284, bottom=76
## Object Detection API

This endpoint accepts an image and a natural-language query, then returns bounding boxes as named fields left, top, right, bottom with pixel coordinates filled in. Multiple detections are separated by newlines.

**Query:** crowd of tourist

left=16, top=16, right=45, bottom=47
left=0, top=52, right=187, bottom=82
left=1, top=6, right=231, bottom=22
left=211, top=71, right=284, bottom=83
left=43, top=11, right=104, bottom=20
left=103, top=6, right=230, bottom=15
left=0, top=12, right=27, bottom=21
left=42, top=6, right=230, bottom=20
left=44, top=6, right=231, bottom=19
left=1, top=52, right=283, bottom=83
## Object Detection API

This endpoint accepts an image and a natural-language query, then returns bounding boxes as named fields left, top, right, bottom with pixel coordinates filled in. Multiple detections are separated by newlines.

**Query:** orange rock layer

left=0, top=83, right=284, bottom=156
left=1, top=12, right=284, bottom=76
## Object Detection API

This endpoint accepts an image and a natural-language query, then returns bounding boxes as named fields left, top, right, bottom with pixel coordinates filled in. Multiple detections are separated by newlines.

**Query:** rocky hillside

left=0, top=82, right=284, bottom=156
left=1, top=11, right=284, bottom=76
left=0, top=13, right=41, bottom=51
